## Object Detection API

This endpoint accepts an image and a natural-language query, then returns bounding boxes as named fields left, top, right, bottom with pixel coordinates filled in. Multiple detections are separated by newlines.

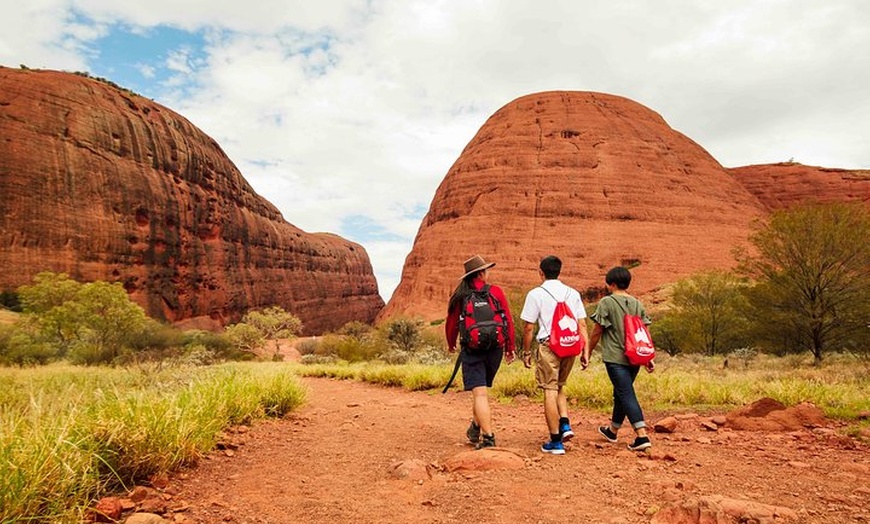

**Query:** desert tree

left=737, top=203, right=870, bottom=364
left=16, top=272, right=148, bottom=364
left=235, top=306, right=303, bottom=357
left=664, top=271, right=750, bottom=356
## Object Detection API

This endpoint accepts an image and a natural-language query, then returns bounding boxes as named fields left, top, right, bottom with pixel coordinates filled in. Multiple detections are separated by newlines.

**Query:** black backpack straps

left=484, top=284, right=506, bottom=313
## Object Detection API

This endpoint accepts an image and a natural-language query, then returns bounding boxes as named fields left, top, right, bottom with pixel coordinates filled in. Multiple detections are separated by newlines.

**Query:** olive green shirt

left=590, top=294, right=652, bottom=365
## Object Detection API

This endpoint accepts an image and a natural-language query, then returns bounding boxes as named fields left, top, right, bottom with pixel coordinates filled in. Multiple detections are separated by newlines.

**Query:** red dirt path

left=166, top=377, right=869, bottom=523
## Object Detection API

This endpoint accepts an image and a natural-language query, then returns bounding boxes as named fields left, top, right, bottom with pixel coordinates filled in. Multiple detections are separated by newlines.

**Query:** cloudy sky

left=2, top=1, right=868, bottom=301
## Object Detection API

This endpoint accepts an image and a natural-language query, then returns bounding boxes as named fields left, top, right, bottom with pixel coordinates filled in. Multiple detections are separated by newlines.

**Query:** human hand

left=505, top=351, right=515, bottom=364
left=522, top=353, right=532, bottom=369
left=645, top=360, right=655, bottom=373
left=580, top=352, right=589, bottom=370
left=448, top=346, right=456, bottom=354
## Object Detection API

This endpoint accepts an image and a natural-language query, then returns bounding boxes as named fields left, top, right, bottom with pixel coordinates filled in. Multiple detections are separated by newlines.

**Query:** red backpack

left=459, top=285, right=508, bottom=352
left=610, top=296, right=655, bottom=365
left=540, top=287, right=584, bottom=358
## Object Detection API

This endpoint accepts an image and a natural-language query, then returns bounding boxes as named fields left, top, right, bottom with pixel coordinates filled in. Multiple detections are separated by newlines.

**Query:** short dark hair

left=605, top=266, right=632, bottom=290
left=540, top=255, right=562, bottom=279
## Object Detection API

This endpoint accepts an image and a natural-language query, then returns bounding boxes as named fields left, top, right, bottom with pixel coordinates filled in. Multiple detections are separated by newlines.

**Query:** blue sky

left=2, top=1, right=869, bottom=301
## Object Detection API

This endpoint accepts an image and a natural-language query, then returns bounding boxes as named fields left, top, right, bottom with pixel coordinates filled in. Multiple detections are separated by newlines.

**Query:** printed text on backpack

left=459, top=285, right=508, bottom=352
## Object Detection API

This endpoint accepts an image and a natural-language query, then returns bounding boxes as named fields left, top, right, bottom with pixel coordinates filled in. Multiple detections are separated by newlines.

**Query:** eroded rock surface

left=382, top=91, right=765, bottom=321
left=729, top=163, right=870, bottom=210
left=0, top=67, right=383, bottom=332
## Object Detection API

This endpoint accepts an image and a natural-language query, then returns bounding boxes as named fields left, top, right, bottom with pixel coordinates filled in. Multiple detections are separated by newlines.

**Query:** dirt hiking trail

left=165, top=377, right=869, bottom=523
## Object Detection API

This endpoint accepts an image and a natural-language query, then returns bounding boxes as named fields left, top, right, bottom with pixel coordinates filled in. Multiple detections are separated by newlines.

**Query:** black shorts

left=461, top=346, right=503, bottom=390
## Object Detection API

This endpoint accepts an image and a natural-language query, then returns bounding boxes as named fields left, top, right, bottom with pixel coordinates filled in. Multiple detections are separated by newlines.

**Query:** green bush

left=337, top=321, right=372, bottom=340
left=296, top=338, right=319, bottom=356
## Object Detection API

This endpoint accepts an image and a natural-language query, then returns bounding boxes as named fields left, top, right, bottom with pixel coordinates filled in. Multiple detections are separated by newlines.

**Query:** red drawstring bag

left=611, top=297, right=655, bottom=366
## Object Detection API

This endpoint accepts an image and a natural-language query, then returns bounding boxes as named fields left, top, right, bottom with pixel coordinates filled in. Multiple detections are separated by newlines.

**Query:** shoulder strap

left=608, top=295, right=640, bottom=316
left=538, top=286, right=557, bottom=302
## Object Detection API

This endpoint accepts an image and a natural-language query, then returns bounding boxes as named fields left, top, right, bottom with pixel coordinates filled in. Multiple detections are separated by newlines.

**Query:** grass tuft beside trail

left=0, top=363, right=306, bottom=523
left=291, top=353, right=870, bottom=419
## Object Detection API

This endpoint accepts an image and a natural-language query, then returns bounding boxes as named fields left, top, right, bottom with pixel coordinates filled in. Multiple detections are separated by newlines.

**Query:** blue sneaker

left=559, top=422, right=574, bottom=442
left=541, top=440, right=565, bottom=455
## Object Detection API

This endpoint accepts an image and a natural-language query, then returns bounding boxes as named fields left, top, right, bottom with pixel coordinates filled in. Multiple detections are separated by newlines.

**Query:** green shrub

left=296, top=337, right=319, bottom=356
left=337, top=321, right=372, bottom=340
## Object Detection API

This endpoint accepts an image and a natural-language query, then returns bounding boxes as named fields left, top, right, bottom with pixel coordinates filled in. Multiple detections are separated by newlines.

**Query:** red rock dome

left=381, top=91, right=766, bottom=322
left=0, top=67, right=383, bottom=333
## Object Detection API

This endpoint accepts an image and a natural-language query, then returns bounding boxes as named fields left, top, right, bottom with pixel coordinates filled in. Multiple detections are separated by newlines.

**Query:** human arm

left=490, top=285, right=516, bottom=358
left=522, top=321, right=535, bottom=369
left=445, top=304, right=460, bottom=353
left=588, top=323, right=603, bottom=354
left=578, top=319, right=591, bottom=369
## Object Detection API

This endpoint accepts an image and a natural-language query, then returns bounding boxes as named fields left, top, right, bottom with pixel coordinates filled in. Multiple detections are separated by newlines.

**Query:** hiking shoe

left=598, top=426, right=618, bottom=443
left=628, top=436, right=652, bottom=451
left=466, top=421, right=481, bottom=444
left=559, top=422, right=575, bottom=442
left=541, top=440, right=566, bottom=455
left=475, top=434, right=496, bottom=450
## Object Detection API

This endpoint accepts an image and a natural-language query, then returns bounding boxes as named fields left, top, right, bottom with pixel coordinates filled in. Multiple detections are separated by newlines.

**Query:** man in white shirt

left=520, top=255, right=590, bottom=455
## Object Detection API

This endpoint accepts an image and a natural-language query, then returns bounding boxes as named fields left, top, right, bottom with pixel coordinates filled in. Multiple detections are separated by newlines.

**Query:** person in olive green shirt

left=588, top=266, right=655, bottom=451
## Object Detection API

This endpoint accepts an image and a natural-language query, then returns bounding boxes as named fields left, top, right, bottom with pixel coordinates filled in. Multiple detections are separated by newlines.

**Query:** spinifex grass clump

left=0, top=363, right=306, bottom=523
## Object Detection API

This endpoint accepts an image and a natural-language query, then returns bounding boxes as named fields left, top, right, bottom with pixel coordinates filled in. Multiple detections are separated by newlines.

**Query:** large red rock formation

left=0, top=67, right=383, bottom=333
left=381, top=91, right=767, bottom=322
left=729, top=163, right=870, bottom=210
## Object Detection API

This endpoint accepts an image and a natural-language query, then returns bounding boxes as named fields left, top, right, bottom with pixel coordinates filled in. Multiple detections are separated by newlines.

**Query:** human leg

left=462, top=351, right=495, bottom=447
left=543, top=388, right=560, bottom=436
left=604, top=362, right=645, bottom=429
left=472, top=386, right=493, bottom=435
left=555, top=356, right=575, bottom=440
left=605, top=362, right=651, bottom=450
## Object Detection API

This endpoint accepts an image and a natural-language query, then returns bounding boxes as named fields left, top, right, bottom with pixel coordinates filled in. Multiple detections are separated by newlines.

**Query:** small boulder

left=388, top=459, right=430, bottom=481
left=124, top=513, right=167, bottom=524
left=444, top=448, right=525, bottom=472
left=654, top=417, right=679, bottom=433
left=92, top=497, right=123, bottom=522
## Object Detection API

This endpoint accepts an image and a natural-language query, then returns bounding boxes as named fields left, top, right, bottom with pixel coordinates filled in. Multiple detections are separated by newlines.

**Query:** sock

left=550, top=433, right=562, bottom=443
left=559, top=417, right=569, bottom=427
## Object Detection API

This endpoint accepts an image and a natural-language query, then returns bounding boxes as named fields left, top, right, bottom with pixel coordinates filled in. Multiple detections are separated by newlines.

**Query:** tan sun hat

left=460, top=255, right=496, bottom=280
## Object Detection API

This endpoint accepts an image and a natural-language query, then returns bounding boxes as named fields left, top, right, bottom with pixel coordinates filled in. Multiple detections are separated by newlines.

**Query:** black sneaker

left=466, top=421, right=481, bottom=444
left=476, top=434, right=496, bottom=450
left=628, top=436, right=652, bottom=451
left=598, top=426, right=618, bottom=443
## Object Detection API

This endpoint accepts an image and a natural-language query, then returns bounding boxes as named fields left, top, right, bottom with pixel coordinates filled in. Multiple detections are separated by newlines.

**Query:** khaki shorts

left=535, top=343, right=576, bottom=390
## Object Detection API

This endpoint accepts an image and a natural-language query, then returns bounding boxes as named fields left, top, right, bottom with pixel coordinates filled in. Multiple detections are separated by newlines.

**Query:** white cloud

left=1, top=0, right=869, bottom=302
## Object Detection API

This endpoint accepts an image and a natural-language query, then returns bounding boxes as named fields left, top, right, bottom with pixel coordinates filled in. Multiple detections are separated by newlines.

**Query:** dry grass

left=0, top=309, right=18, bottom=325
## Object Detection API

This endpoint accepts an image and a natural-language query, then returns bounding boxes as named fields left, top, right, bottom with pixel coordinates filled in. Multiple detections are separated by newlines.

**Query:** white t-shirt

left=520, top=279, right=587, bottom=341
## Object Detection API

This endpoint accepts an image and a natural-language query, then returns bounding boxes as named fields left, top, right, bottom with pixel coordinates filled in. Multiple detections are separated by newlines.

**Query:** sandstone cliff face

left=0, top=67, right=383, bottom=333
left=729, top=163, right=870, bottom=211
left=381, top=91, right=766, bottom=321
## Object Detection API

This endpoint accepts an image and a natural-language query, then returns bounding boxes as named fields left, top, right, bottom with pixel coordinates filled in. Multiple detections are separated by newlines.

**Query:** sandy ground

left=161, top=376, right=870, bottom=524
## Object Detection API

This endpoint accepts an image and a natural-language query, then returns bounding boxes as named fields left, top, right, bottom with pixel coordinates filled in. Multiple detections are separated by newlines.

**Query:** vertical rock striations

left=382, top=91, right=766, bottom=321
left=0, top=67, right=383, bottom=333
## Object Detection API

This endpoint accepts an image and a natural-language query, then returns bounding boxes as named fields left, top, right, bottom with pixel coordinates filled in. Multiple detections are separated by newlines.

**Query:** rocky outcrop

left=729, top=163, right=870, bottom=210
left=0, top=67, right=383, bottom=333
left=381, top=91, right=766, bottom=321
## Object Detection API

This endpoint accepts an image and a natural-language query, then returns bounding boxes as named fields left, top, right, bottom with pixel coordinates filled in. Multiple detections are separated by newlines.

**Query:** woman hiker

left=445, top=255, right=516, bottom=449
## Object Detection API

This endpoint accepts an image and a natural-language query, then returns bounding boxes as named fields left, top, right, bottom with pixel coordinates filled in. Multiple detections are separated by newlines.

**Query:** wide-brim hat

left=461, top=255, right=496, bottom=280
